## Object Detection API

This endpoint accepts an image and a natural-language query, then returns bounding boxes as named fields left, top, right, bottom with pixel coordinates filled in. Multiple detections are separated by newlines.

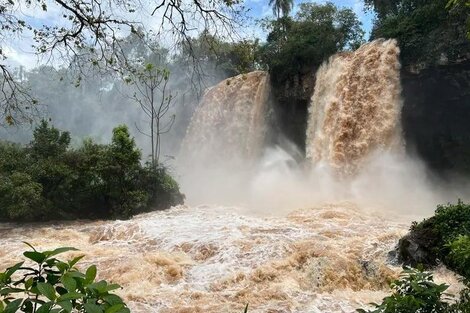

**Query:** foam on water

left=3, top=204, right=462, bottom=313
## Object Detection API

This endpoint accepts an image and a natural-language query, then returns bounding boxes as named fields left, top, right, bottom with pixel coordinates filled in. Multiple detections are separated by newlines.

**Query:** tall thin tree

left=129, top=63, right=174, bottom=167
left=269, top=0, right=294, bottom=18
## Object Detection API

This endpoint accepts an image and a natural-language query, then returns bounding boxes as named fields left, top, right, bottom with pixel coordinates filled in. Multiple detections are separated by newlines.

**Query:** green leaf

left=4, top=299, right=22, bottom=313
left=103, top=295, right=123, bottom=306
left=36, top=302, right=52, bottom=313
left=85, top=265, right=97, bottom=284
left=57, top=300, right=73, bottom=312
left=44, top=247, right=79, bottom=258
left=22, top=242, right=37, bottom=252
left=66, top=271, right=85, bottom=279
left=68, top=255, right=85, bottom=268
left=37, top=282, right=57, bottom=301
left=0, top=287, right=25, bottom=295
left=23, top=251, right=46, bottom=263
left=84, top=303, right=103, bottom=313
left=23, top=300, right=33, bottom=313
left=57, top=292, right=85, bottom=302
left=105, top=284, right=121, bottom=292
left=55, top=261, right=69, bottom=273
left=61, top=274, right=76, bottom=292
left=5, top=262, right=23, bottom=279
left=87, top=281, right=106, bottom=293
left=105, top=304, right=124, bottom=313
left=25, top=278, right=34, bottom=290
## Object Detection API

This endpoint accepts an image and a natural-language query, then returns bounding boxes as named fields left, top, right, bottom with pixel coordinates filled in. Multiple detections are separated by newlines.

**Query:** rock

left=401, top=60, right=470, bottom=177
left=397, top=227, right=441, bottom=268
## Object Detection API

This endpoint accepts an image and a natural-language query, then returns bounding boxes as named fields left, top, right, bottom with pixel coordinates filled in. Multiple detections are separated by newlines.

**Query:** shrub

left=401, top=201, right=470, bottom=280
left=0, top=173, right=46, bottom=220
left=357, top=268, right=451, bottom=313
left=0, top=244, right=129, bottom=313
left=356, top=268, right=470, bottom=313
left=446, top=235, right=470, bottom=281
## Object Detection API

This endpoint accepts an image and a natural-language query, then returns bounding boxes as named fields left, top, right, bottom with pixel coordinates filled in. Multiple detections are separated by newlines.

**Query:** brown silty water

left=0, top=205, right=460, bottom=312
left=306, top=39, right=403, bottom=176
left=179, top=71, right=270, bottom=167
left=3, top=204, right=458, bottom=313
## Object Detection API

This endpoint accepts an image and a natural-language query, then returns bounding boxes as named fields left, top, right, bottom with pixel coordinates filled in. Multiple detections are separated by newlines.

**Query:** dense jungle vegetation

left=0, top=122, right=184, bottom=221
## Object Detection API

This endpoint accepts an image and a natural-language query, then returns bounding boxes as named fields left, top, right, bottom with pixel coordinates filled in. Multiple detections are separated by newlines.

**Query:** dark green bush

left=0, top=244, right=129, bottom=313
left=356, top=268, right=470, bottom=313
left=446, top=235, right=470, bottom=281
left=357, top=268, right=451, bottom=313
left=406, top=201, right=470, bottom=279
left=0, top=121, right=184, bottom=222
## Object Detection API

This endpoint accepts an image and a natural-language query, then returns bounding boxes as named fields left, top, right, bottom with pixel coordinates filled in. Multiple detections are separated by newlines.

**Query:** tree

left=0, top=172, right=44, bottom=220
left=31, top=120, right=71, bottom=159
left=0, top=0, right=247, bottom=126
left=101, top=125, right=146, bottom=217
left=259, top=2, right=364, bottom=83
left=366, top=0, right=470, bottom=65
left=269, top=0, right=294, bottom=18
left=128, top=63, right=174, bottom=167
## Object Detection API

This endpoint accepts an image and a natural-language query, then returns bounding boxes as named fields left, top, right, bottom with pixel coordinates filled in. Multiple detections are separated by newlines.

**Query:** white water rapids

left=0, top=204, right=462, bottom=312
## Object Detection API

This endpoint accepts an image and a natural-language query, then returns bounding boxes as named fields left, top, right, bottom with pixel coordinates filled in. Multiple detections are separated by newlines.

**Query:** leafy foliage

left=446, top=235, right=470, bottom=281
left=357, top=268, right=470, bottom=313
left=357, top=268, right=451, bottom=313
left=258, top=2, right=364, bottom=84
left=367, top=0, right=470, bottom=66
left=0, top=244, right=129, bottom=313
left=447, top=0, right=470, bottom=39
left=412, top=200, right=470, bottom=242
left=0, top=121, right=184, bottom=222
left=403, top=201, right=470, bottom=280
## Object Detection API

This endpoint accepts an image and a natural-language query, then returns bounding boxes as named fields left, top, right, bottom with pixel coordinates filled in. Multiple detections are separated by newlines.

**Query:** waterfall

left=179, top=71, right=270, bottom=167
left=306, top=39, right=403, bottom=176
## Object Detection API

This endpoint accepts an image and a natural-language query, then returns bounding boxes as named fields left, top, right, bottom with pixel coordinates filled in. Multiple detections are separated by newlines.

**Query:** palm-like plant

left=269, top=0, right=294, bottom=18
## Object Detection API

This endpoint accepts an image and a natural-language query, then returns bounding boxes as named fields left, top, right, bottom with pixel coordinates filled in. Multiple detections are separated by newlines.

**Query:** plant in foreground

left=0, top=243, right=129, bottom=313
left=357, top=267, right=451, bottom=313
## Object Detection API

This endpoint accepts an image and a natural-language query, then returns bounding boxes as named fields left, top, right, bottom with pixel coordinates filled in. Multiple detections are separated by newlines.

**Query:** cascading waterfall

left=306, top=39, right=403, bottom=176
left=177, top=71, right=271, bottom=205
left=179, top=71, right=270, bottom=167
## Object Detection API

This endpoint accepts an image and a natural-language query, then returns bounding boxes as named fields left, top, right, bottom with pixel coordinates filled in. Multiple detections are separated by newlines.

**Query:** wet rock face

left=272, top=59, right=470, bottom=177
left=270, top=70, right=316, bottom=155
left=401, top=60, right=470, bottom=176
left=397, top=227, right=440, bottom=268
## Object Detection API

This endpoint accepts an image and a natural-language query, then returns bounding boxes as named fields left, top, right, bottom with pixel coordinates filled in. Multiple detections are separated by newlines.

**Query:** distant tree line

left=0, top=121, right=184, bottom=221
